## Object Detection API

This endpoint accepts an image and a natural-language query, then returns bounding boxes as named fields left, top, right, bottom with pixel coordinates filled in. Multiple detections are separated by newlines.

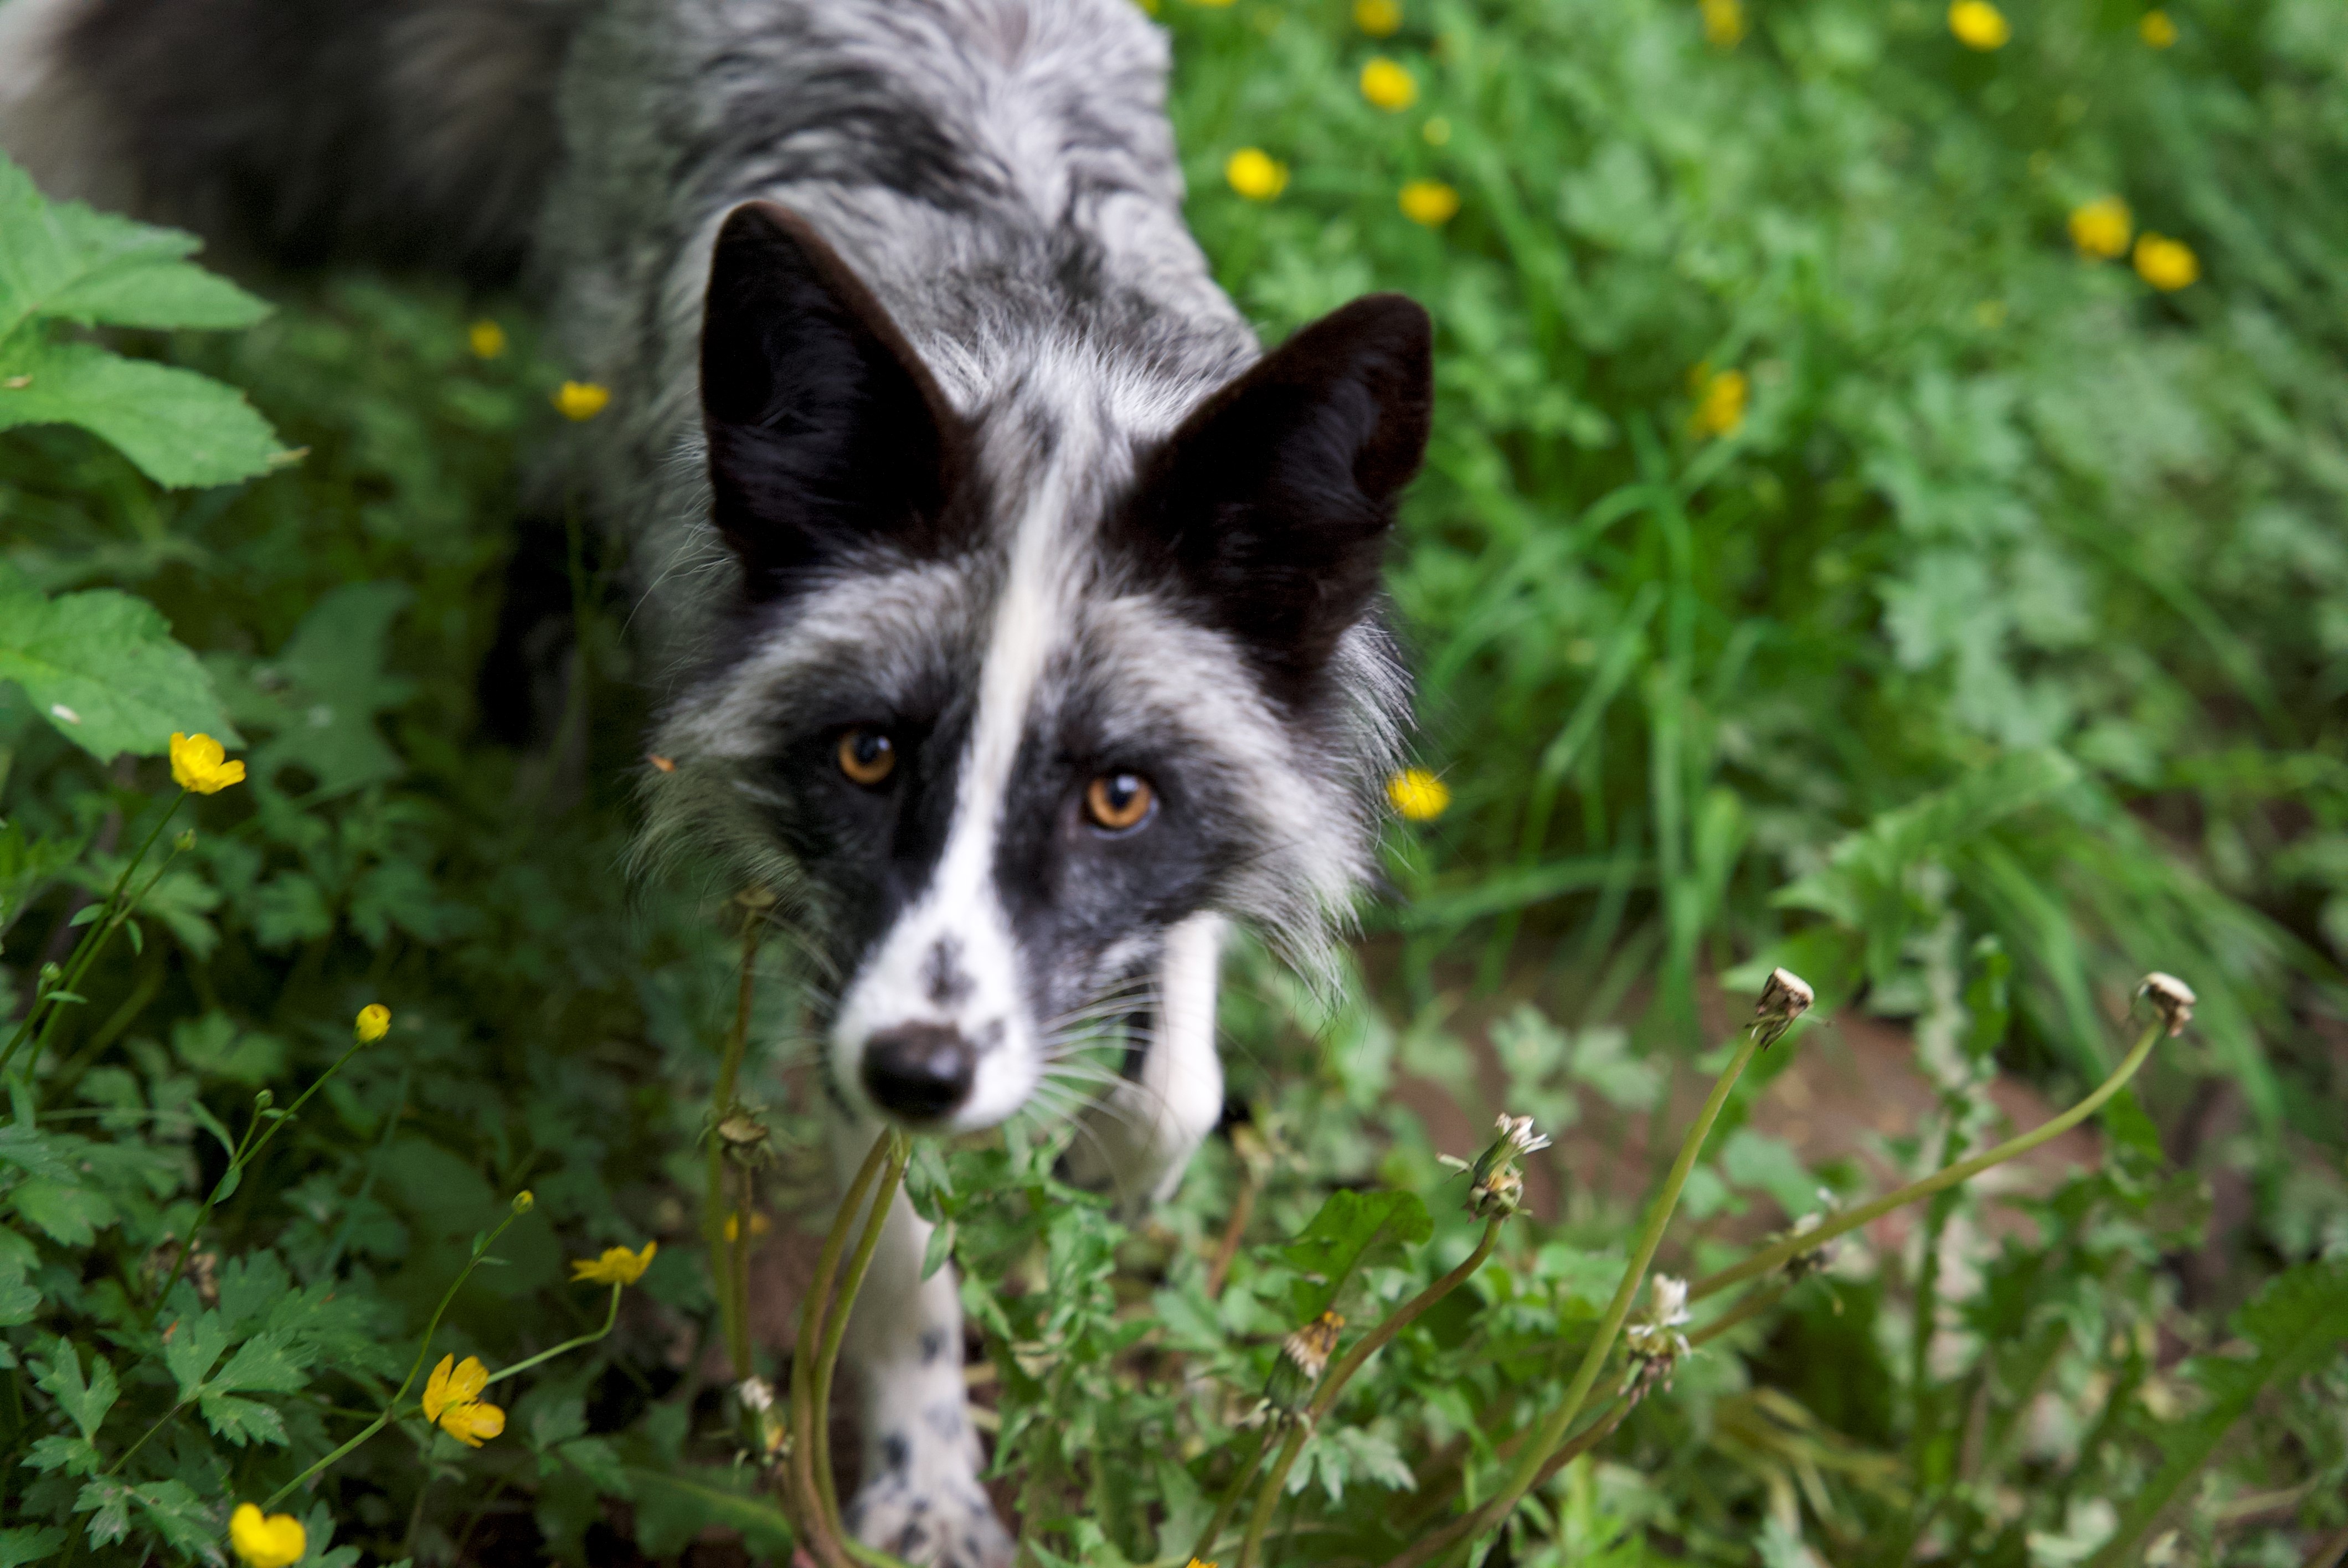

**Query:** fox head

left=643, top=202, right=1430, bottom=1133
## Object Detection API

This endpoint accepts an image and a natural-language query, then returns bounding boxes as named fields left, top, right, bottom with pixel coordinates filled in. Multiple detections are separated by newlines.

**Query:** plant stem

left=1438, top=1025, right=1767, bottom=1560
left=0, top=790, right=184, bottom=1084
left=811, top=1133, right=908, bottom=1549
left=481, top=1283, right=624, bottom=1389
left=789, top=1131, right=894, bottom=1566
left=707, top=919, right=760, bottom=1378
left=1376, top=1395, right=1639, bottom=1568
left=1192, top=1429, right=1273, bottom=1564
left=1235, top=1218, right=1507, bottom=1568
left=262, top=1203, right=528, bottom=1509
left=1688, top=1017, right=2163, bottom=1303
left=145, top=1027, right=375, bottom=1327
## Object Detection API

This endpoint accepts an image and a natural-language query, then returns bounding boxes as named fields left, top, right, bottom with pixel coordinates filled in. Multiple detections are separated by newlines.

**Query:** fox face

left=645, top=203, right=1430, bottom=1133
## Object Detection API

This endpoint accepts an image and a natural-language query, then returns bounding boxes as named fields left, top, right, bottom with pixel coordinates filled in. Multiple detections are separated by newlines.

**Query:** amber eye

left=836, top=728, right=896, bottom=787
left=1084, top=772, right=1155, bottom=832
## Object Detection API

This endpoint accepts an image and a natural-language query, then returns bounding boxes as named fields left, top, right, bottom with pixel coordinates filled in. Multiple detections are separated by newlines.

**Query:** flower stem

left=789, top=1131, right=895, bottom=1566
left=1234, top=1218, right=1506, bottom=1568
left=811, top=1132, right=909, bottom=1549
left=144, top=1027, right=374, bottom=1328
left=482, top=1282, right=624, bottom=1388
left=263, top=1203, right=528, bottom=1510
left=1688, top=1015, right=2163, bottom=1303
left=0, top=790, right=185, bottom=1085
left=706, top=919, right=760, bottom=1379
left=1437, top=1025, right=1767, bottom=1560
left=1192, top=1429, right=1273, bottom=1565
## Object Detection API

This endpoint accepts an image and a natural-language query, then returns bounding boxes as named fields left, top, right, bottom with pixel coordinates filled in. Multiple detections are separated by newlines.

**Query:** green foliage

left=0, top=158, right=281, bottom=487
left=4, top=2, right=2348, bottom=1565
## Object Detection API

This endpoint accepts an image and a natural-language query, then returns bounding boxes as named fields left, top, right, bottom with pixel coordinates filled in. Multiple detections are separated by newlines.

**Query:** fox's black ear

left=701, top=202, right=967, bottom=595
left=1123, top=294, right=1433, bottom=695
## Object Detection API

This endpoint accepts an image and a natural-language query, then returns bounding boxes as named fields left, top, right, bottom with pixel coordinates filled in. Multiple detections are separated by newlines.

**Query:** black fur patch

left=701, top=202, right=980, bottom=597
left=1112, top=293, right=1434, bottom=703
left=64, top=0, right=573, bottom=280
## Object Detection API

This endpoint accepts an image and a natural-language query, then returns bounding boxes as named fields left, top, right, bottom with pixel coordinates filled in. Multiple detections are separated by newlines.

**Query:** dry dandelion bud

left=2138, top=972, right=2196, bottom=1036
left=1752, top=966, right=1815, bottom=1049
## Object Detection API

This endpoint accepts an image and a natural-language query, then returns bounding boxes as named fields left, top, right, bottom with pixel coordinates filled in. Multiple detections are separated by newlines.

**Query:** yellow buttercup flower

left=1353, top=0, right=1401, bottom=37
left=468, top=320, right=507, bottom=359
left=552, top=381, right=611, bottom=421
left=1398, top=179, right=1459, bottom=226
left=169, top=733, right=245, bottom=795
left=1387, top=767, right=1450, bottom=821
left=2068, top=196, right=2131, bottom=259
left=723, top=1211, right=772, bottom=1242
left=2139, top=9, right=2176, bottom=48
left=354, top=1004, right=390, bottom=1043
left=1225, top=147, right=1289, bottom=201
left=1359, top=57, right=1418, bottom=112
left=1692, top=368, right=1749, bottom=438
left=228, top=1503, right=307, bottom=1568
left=421, top=1354, right=505, bottom=1448
left=1948, top=0, right=2009, bottom=49
left=572, top=1240, right=658, bottom=1286
left=1701, top=0, right=1746, bottom=48
left=2133, top=233, right=2198, bottom=291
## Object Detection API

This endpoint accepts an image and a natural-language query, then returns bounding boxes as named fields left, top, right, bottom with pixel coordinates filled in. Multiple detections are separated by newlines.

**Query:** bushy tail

left=0, top=0, right=577, bottom=281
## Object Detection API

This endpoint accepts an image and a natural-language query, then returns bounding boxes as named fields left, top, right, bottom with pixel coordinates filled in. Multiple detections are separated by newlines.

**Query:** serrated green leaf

left=0, top=337, right=284, bottom=488
left=31, top=1338, right=118, bottom=1443
left=0, top=155, right=266, bottom=337
left=22, top=1436, right=101, bottom=1478
left=162, top=1310, right=232, bottom=1402
left=11, top=1177, right=115, bottom=1247
left=72, top=1477, right=134, bottom=1549
left=0, top=561, right=236, bottom=760
left=213, top=1328, right=312, bottom=1394
left=198, top=1390, right=290, bottom=1447
left=128, top=1479, right=220, bottom=1559
left=0, top=1122, right=71, bottom=1181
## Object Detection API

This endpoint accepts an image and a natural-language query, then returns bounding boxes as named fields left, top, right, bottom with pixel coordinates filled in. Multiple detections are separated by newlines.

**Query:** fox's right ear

left=700, top=202, right=968, bottom=596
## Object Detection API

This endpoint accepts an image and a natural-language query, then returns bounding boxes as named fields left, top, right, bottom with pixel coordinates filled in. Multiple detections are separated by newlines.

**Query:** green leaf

left=161, top=1310, right=232, bottom=1402
left=0, top=561, right=236, bottom=761
left=0, top=1528, right=66, bottom=1568
left=72, top=1478, right=135, bottom=1549
left=0, top=153, right=282, bottom=486
left=11, top=1177, right=115, bottom=1247
left=22, top=1436, right=101, bottom=1477
left=1280, top=1189, right=1433, bottom=1322
left=213, top=1328, right=311, bottom=1395
left=0, top=1122, right=71, bottom=1182
left=197, top=1391, right=290, bottom=1447
left=0, top=337, right=284, bottom=488
left=30, top=1337, right=119, bottom=1442
left=0, top=156, right=266, bottom=337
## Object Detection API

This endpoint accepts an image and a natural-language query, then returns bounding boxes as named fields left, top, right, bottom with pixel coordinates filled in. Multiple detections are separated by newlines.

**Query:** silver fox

left=0, top=1, right=1431, bottom=1559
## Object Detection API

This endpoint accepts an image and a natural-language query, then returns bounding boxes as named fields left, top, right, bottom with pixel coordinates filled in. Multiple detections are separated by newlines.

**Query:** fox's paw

left=845, top=1475, right=1013, bottom=1568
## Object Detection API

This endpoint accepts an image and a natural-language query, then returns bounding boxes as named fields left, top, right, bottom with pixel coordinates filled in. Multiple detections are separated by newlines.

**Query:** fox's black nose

left=861, top=1024, right=976, bottom=1120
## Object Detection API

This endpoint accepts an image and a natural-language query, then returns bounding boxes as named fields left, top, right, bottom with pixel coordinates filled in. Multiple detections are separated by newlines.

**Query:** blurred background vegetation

left=2, top=0, right=2345, bottom=1564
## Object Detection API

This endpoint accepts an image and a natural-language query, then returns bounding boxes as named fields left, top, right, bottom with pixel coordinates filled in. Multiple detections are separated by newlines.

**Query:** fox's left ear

left=1122, top=294, right=1433, bottom=697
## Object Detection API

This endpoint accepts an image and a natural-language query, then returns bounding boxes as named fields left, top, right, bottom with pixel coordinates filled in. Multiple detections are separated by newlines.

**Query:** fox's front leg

left=830, top=1141, right=1013, bottom=1568
left=1062, top=912, right=1227, bottom=1212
